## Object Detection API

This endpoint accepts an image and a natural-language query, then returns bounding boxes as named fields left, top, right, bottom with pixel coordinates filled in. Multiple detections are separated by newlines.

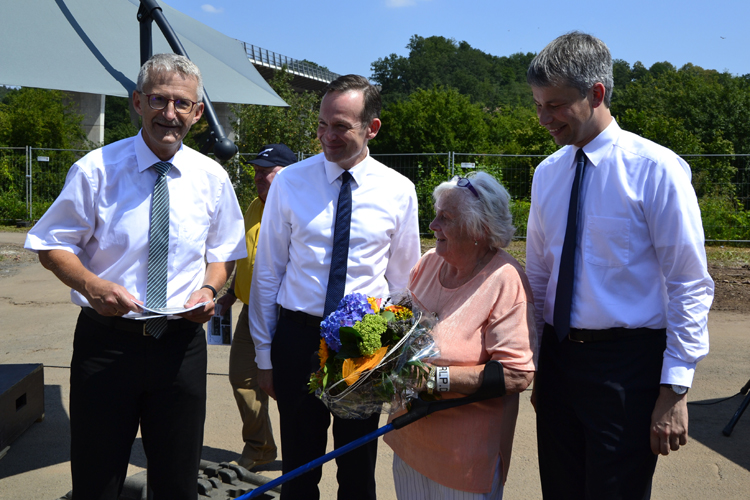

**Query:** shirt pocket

left=173, top=223, right=210, bottom=265
left=179, top=223, right=210, bottom=243
left=584, top=216, right=630, bottom=267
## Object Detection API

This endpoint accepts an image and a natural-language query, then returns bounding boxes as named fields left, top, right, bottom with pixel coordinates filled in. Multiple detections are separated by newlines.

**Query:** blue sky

left=164, top=0, right=750, bottom=79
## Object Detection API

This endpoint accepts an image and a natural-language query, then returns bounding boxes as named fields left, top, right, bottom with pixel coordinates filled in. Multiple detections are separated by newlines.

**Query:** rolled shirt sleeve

left=644, top=155, right=713, bottom=386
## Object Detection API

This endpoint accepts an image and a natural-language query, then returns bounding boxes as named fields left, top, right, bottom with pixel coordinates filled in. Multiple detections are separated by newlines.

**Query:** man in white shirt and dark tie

left=525, top=32, right=714, bottom=499
left=25, top=53, right=246, bottom=500
left=249, top=74, right=421, bottom=499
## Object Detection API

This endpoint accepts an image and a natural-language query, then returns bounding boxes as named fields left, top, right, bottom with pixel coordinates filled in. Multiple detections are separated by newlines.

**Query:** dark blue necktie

left=323, top=171, right=353, bottom=317
left=145, top=161, right=172, bottom=338
left=553, top=149, right=587, bottom=341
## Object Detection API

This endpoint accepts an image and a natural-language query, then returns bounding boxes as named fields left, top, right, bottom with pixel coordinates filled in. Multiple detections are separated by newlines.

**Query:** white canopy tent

left=0, top=0, right=287, bottom=106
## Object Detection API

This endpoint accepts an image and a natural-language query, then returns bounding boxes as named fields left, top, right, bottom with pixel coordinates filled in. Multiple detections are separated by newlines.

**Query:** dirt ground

left=709, top=263, right=750, bottom=313
left=0, top=242, right=37, bottom=278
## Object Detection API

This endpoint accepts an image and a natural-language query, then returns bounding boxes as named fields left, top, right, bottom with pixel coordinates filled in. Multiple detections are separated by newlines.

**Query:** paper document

left=127, top=301, right=211, bottom=320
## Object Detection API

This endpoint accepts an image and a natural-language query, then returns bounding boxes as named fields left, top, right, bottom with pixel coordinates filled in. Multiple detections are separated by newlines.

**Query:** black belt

left=82, top=307, right=198, bottom=336
left=279, top=307, right=323, bottom=328
left=545, top=323, right=664, bottom=343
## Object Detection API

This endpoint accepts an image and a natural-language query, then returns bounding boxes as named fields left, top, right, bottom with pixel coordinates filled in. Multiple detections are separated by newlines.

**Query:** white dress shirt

left=25, top=131, right=247, bottom=313
left=249, top=152, right=421, bottom=369
left=526, top=119, right=714, bottom=386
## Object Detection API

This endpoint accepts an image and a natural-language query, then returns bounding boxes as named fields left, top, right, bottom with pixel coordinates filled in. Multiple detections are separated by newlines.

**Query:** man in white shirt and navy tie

left=525, top=32, right=714, bottom=499
left=249, top=74, right=421, bottom=499
left=25, top=54, right=246, bottom=500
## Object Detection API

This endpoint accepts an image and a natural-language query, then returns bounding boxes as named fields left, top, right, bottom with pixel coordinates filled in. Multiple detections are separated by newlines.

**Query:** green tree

left=487, top=105, right=557, bottom=157
left=612, top=59, right=632, bottom=93
left=372, top=86, right=491, bottom=154
left=0, top=87, right=86, bottom=148
left=104, top=96, right=138, bottom=145
left=231, top=68, right=321, bottom=155
left=371, top=35, right=535, bottom=108
left=617, top=108, right=735, bottom=197
left=487, top=105, right=558, bottom=199
left=229, top=68, right=321, bottom=207
left=613, top=64, right=750, bottom=155
left=648, top=61, right=677, bottom=78
left=0, top=85, right=15, bottom=102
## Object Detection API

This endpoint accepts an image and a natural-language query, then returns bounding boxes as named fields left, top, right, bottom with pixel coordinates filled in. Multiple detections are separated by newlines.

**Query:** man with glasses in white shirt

left=525, top=32, right=714, bottom=499
left=249, top=74, right=421, bottom=499
left=25, top=53, right=246, bottom=500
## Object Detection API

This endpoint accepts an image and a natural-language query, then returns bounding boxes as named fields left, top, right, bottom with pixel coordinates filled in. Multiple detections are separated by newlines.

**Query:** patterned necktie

left=145, top=161, right=172, bottom=338
left=553, top=149, right=587, bottom=341
left=323, top=171, right=353, bottom=317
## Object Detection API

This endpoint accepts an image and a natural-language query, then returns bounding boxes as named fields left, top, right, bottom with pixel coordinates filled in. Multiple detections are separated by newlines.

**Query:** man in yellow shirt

left=216, top=143, right=297, bottom=470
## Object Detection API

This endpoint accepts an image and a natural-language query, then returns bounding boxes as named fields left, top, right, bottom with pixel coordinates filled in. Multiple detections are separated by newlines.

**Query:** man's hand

left=650, top=385, right=689, bottom=455
left=38, top=250, right=140, bottom=317
left=530, top=378, right=538, bottom=412
left=179, top=261, right=235, bottom=323
left=179, top=287, right=216, bottom=323
left=259, top=369, right=276, bottom=400
left=84, top=277, right=141, bottom=316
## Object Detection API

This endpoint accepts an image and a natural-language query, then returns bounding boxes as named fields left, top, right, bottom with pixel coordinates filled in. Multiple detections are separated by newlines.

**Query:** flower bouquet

left=309, top=292, right=439, bottom=419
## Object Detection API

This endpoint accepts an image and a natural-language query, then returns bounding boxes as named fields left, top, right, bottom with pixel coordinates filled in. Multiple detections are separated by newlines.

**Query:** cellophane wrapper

left=316, top=292, right=439, bottom=419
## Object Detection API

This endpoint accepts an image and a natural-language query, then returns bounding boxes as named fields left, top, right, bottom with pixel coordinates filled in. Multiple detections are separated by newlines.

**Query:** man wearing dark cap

left=216, top=143, right=297, bottom=470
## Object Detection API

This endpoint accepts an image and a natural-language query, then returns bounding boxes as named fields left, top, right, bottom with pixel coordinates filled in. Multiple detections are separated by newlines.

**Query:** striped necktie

left=323, top=171, right=353, bottom=317
left=553, top=149, right=587, bottom=341
left=145, top=161, right=172, bottom=338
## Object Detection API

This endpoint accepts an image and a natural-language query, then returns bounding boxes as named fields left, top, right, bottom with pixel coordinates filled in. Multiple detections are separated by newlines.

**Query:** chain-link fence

left=1, top=147, right=89, bottom=224
left=0, top=147, right=27, bottom=222
left=3, top=147, right=750, bottom=242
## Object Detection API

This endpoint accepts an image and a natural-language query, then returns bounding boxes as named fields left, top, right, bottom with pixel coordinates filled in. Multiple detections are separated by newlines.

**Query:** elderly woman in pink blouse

left=384, top=172, right=538, bottom=499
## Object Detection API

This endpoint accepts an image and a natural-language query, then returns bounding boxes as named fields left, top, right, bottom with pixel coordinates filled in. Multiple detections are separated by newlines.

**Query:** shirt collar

left=135, top=129, right=185, bottom=174
left=578, top=118, right=620, bottom=169
left=323, top=148, right=370, bottom=186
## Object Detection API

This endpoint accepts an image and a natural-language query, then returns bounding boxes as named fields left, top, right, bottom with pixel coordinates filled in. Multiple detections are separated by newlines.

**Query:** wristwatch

left=426, top=366, right=437, bottom=395
left=661, top=384, right=689, bottom=395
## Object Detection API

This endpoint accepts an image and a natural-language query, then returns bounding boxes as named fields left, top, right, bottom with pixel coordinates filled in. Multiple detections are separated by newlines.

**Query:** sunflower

left=341, top=347, right=388, bottom=386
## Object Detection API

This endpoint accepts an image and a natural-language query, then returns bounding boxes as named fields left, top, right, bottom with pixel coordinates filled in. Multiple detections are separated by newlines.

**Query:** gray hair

left=323, top=74, right=381, bottom=125
left=433, top=171, right=516, bottom=250
left=527, top=31, right=613, bottom=108
left=136, top=53, right=204, bottom=102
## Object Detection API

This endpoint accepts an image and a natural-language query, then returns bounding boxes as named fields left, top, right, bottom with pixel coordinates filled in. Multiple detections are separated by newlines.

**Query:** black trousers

left=271, top=309, right=380, bottom=500
left=69, top=310, right=207, bottom=500
left=535, top=324, right=666, bottom=500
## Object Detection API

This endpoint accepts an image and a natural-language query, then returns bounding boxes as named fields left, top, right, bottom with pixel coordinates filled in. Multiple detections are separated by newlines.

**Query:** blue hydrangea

left=320, top=293, right=375, bottom=352
left=338, top=293, right=374, bottom=320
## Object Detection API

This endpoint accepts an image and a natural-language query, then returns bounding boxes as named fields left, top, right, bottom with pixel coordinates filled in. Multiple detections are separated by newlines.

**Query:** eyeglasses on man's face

left=141, top=93, right=198, bottom=114
left=452, top=175, right=480, bottom=199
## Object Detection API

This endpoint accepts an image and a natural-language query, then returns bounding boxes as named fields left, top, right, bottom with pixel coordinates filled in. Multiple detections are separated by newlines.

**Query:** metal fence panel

left=685, top=154, right=750, bottom=242
left=3, top=147, right=750, bottom=243
left=0, top=147, right=30, bottom=224
left=29, top=148, right=89, bottom=219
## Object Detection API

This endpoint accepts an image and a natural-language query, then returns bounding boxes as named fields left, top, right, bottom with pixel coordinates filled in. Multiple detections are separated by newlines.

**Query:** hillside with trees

left=370, top=35, right=750, bottom=158
left=2, top=37, right=749, bottom=239
left=368, top=35, right=750, bottom=240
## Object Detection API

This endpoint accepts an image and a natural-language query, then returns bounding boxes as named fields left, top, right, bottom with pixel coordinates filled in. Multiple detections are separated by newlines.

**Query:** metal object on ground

left=723, top=378, right=750, bottom=436
left=0, top=364, right=45, bottom=452
left=56, top=460, right=281, bottom=499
